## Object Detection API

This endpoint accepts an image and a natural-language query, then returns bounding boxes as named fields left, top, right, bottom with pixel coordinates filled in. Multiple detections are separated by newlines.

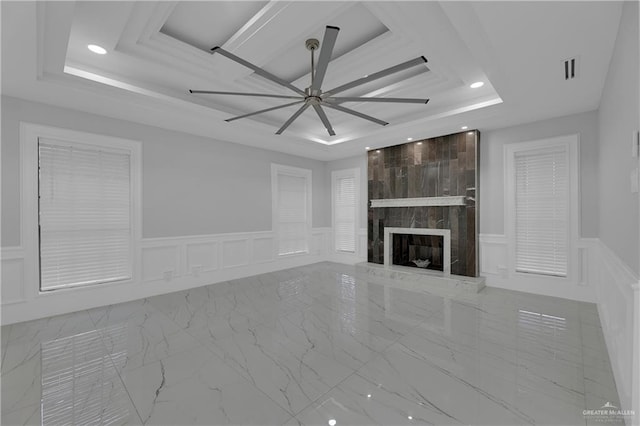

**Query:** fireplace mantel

left=370, top=196, right=465, bottom=208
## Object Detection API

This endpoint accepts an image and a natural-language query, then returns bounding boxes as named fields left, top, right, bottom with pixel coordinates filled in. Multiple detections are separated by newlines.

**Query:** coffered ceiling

left=1, top=1, right=623, bottom=160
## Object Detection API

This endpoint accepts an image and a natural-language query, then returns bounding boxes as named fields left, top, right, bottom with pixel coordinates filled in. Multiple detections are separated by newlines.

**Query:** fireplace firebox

left=392, top=234, right=444, bottom=271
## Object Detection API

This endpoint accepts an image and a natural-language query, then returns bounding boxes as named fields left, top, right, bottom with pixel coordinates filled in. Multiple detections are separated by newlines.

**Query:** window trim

left=271, top=163, right=312, bottom=257
left=504, top=134, right=580, bottom=283
left=21, top=123, right=142, bottom=297
left=331, top=168, right=360, bottom=254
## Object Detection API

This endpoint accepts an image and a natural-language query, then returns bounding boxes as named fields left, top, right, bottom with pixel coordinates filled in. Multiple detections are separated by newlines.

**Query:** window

left=332, top=168, right=360, bottom=253
left=21, top=123, right=141, bottom=293
left=505, top=135, right=578, bottom=279
left=272, top=164, right=312, bottom=255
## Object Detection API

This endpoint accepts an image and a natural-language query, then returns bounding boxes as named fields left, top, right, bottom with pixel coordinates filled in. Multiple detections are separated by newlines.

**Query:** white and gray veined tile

left=0, top=262, right=622, bottom=425
left=88, top=299, right=203, bottom=372
left=205, top=321, right=356, bottom=415
left=281, top=304, right=397, bottom=370
left=2, top=310, right=142, bottom=425
left=120, top=345, right=292, bottom=425
left=1, top=310, right=99, bottom=413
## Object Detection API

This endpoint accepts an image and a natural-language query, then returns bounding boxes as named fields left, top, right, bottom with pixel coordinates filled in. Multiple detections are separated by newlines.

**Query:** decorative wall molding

left=478, top=233, right=596, bottom=303
left=1, top=246, right=25, bottom=305
left=1, top=229, right=331, bottom=325
left=370, top=196, right=466, bottom=208
left=595, top=240, right=638, bottom=416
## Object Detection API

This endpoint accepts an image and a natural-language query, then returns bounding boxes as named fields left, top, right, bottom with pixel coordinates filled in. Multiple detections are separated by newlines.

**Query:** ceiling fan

left=189, top=26, right=430, bottom=136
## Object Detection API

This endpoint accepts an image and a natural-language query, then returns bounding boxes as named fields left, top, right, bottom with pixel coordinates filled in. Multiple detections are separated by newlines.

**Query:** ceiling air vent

left=563, top=56, right=579, bottom=80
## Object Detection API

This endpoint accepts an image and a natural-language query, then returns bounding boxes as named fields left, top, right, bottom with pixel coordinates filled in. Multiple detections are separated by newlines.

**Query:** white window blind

left=39, top=139, right=132, bottom=291
left=334, top=175, right=356, bottom=252
left=277, top=173, right=308, bottom=255
left=514, top=147, right=568, bottom=277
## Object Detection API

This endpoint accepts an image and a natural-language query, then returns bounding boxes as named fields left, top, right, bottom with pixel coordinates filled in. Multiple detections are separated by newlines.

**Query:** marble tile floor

left=1, top=262, right=623, bottom=425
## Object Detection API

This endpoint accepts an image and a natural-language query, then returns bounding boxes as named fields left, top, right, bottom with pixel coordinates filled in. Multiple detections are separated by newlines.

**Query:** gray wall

left=597, top=0, right=639, bottom=275
left=1, top=96, right=330, bottom=245
left=328, top=113, right=601, bottom=244
left=479, top=111, right=600, bottom=238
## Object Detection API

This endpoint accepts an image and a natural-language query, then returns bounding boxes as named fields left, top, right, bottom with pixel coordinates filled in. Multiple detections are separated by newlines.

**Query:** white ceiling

left=1, top=1, right=623, bottom=161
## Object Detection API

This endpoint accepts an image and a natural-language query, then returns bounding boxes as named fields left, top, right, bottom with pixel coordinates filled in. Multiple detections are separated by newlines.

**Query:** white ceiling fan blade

left=311, top=26, right=340, bottom=92
left=276, top=103, right=310, bottom=134
left=312, top=104, right=336, bottom=136
left=190, top=90, right=301, bottom=100
left=211, top=47, right=306, bottom=96
left=324, top=57, right=428, bottom=97
left=326, top=96, right=429, bottom=104
left=226, top=100, right=305, bottom=122
left=322, top=103, right=388, bottom=126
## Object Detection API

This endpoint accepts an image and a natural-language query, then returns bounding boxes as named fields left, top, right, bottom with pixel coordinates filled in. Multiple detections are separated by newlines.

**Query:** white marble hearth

left=356, top=261, right=486, bottom=294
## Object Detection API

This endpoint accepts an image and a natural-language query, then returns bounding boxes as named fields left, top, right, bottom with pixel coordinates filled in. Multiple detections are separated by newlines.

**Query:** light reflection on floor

left=1, top=262, right=624, bottom=425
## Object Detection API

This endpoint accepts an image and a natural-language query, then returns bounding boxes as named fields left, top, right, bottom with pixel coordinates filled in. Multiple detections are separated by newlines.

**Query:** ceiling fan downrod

left=306, top=37, right=319, bottom=88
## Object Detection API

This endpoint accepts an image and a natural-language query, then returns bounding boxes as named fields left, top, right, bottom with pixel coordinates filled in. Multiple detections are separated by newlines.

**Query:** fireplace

left=384, top=227, right=451, bottom=275
left=367, top=130, right=478, bottom=277
left=392, top=234, right=444, bottom=271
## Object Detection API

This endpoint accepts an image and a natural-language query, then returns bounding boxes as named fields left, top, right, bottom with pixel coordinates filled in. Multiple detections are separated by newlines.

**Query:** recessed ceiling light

left=365, top=146, right=371, bottom=150
left=470, top=81, right=484, bottom=89
left=87, top=44, right=107, bottom=55
left=328, top=420, right=337, bottom=426
left=367, top=394, right=372, bottom=398
left=461, top=126, right=468, bottom=130
left=408, top=416, right=413, bottom=420
left=407, top=137, right=413, bottom=141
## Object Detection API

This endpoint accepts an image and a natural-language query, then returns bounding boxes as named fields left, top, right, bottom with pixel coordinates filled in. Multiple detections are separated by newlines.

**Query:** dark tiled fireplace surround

left=367, top=130, right=479, bottom=277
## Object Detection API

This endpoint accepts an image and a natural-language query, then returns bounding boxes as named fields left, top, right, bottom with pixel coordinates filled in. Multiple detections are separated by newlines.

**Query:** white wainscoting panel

left=222, top=239, right=250, bottom=268
left=1, top=229, right=329, bottom=325
left=142, top=245, right=180, bottom=281
left=311, top=228, right=330, bottom=256
left=252, top=237, right=274, bottom=264
left=595, top=241, right=638, bottom=419
left=478, top=233, right=596, bottom=302
left=1, top=247, right=25, bottom=304
left=186, top=242, right=219, bottom=274
left=479, top=234, right=508, bottom=276
left=359, top=228, right=368, bottom=257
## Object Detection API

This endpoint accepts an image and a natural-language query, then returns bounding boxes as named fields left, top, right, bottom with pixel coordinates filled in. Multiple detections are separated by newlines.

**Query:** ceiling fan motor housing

left=305, top=38, right=320, bottom=51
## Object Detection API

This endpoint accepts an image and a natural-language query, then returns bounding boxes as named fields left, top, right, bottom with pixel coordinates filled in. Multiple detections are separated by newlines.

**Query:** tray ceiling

left=1, top=1, right=623, bottom=160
